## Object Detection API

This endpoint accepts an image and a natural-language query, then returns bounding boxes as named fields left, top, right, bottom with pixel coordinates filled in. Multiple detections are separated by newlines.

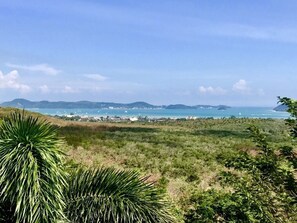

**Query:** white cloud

left=231, top=80, right=266, bottom=96
left=39, top=85, right=50, bottom=93
left=6, top=63, right=61, bottom=75
left=198, top=86, right=226, bottom=95
left=84, top=74, right=107, bottom=81
left=232, top=79, right=250, bottom=93
left=0, top=70, right=31, bottom=93
left=62, top=85, right=77, bottom=93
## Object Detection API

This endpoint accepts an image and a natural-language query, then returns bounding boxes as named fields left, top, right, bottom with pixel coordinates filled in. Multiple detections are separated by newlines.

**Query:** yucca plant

left=0, top=112, right=67, bottom=222
left=0, top=112, right=173, bottom=223
left=66, top=168, right=173, bottom=223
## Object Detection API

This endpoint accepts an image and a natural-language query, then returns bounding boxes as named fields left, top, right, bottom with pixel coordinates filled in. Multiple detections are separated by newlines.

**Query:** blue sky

left=1, top=0, right=297, bottom=106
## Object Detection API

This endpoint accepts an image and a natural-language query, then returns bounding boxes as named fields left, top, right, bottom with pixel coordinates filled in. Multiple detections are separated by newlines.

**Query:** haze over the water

left=0, top=0, right=297, bottom=106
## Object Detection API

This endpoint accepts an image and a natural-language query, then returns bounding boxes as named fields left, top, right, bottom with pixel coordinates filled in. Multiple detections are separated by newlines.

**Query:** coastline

left=52, top=113, right=288, bottom=123
left=26, top=107, right=290, bottom=120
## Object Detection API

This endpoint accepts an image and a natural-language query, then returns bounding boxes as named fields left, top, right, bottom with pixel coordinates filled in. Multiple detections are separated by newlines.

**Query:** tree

left=0, top=112, right=173, bottom=223
left=278, top=96, right=297, bottom=138
left=185, top=97, right=297, bottom=222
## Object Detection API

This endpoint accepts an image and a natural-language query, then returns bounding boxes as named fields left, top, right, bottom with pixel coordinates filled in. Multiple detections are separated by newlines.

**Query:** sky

left=1, top=0, right=297, bottom=106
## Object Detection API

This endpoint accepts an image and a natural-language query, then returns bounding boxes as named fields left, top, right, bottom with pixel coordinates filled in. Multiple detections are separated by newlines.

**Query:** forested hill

left=1, top=99, right=160, bottom=109
left=1, top=99, right=230, bottom=110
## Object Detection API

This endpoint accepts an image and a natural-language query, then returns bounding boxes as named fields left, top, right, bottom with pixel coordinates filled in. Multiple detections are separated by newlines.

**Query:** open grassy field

left=0, top=107, right=294, bottom=220
left=57, top=117, right=291, bottom=213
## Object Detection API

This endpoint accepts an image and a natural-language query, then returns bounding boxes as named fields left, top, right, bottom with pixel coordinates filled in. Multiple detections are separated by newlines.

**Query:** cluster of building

left=54, top=115, right=177, bottom=123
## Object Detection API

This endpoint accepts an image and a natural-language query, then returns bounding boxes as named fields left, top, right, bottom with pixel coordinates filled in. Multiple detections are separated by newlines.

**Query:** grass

left=57, top=118, right=291, bottom=207
left=0, top=108, right=293, bottom=219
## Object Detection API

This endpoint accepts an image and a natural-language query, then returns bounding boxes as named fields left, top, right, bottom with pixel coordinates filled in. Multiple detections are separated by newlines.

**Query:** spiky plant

left=65, top=168, right=174, bottom=223
left=0, top=112, right=67, bottom=222
left=0, top=112, right=174, bottom=222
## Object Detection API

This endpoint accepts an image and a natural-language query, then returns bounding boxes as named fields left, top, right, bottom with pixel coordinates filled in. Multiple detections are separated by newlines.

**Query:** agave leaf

left=0, top=112, right=67, bottom=222
left=65, top=167, right=174, bottom=223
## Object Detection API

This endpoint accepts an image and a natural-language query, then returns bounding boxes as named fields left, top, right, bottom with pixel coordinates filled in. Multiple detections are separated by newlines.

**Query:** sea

left=26, top=107, right=290, bottom=119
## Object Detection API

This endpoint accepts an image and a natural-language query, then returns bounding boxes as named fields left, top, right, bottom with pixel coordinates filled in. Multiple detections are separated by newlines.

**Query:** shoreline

left=25, top=107, right=290, bottom=121
left=52, top=114, right=286, bottom=123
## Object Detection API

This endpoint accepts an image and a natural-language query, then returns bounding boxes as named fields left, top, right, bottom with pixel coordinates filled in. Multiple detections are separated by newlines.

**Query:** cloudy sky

left=1, top=0, right=297, bottom=106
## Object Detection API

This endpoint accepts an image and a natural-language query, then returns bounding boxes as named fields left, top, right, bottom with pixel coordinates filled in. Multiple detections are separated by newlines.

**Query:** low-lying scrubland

left=57, top=117, right=294, bottom=220
left=1, top=104, right=296, bottom=222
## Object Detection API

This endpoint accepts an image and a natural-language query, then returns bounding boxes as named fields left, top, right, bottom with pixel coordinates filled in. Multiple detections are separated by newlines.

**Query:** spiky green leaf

left=65, top=168, right=174, bottom=223
left=0, top=112, right=67, bottom=223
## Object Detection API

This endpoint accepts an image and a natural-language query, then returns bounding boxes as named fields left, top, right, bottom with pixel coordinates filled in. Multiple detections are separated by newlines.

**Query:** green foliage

left=65, top=168, right=174, bottom=223
left=0, top=112, right=173, bottom=223
left=228, top=126, right=294, bottom=190
left=59, top=118, right=287, bottom=185
left=222, top=127, right=297, bottom=221
left=186, top=138, right=296, bottom=222
left=0, top=112, right=67, bottom=222
left=57, top=114, right=290, bottom=221
left=278, top=96, right=297, bottom=138
left=247, top=125, right=271, bottom=155
left=185, top=97, right=297, bottom=223
left=1, top=105, right=294, bottom=222
left=185, top=188, right=273, bottom=223
left=280, top=146, right=297, bottom=168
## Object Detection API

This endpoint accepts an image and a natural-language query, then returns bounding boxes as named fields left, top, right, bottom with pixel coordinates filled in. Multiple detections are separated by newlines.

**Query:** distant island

left=1, top=99, right=231, bottom=110
left=165, top=104, right=230, bottom=110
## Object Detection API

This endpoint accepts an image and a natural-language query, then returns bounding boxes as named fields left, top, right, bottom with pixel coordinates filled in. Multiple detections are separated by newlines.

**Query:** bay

left=27, top=107, right=290, bottom=119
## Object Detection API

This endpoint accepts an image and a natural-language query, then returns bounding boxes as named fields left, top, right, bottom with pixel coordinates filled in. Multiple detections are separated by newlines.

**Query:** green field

left=58, top=118, right=291, bottom=216
left=1, top=107, right=295, bottom=221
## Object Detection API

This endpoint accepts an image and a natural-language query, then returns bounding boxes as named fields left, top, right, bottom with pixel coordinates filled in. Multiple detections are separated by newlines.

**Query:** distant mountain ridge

left=1, top=99, right=231, bottom=110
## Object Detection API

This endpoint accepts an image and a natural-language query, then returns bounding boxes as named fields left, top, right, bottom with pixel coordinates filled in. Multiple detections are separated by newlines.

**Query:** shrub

left=185, top=97, right=297, bottom=222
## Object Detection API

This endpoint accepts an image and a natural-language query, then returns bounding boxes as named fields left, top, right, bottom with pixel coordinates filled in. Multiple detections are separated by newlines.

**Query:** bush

left=185, top=97, right=297, bottom=222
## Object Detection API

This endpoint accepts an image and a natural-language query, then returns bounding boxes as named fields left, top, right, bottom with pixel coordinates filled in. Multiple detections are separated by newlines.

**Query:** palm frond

left=65, top=167, right=174, bottom=223
left=0, top=112, right=67, bottom=222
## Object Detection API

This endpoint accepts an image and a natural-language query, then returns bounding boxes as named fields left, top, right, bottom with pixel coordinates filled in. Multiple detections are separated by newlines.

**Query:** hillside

left=1, top=98, right=231, bottom=110
left=1, top=99, right=159, bottom=109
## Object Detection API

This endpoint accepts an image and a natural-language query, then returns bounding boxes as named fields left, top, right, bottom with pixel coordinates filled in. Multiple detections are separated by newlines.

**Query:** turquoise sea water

left=27, top=107, right=290, bottom=119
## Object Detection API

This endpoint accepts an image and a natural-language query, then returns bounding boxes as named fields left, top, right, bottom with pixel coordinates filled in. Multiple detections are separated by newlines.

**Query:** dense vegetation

left=0, top=112, right=173, bottom=222
left=185, top=97, right=297, bottom=222
left=0, top=97, right=296, bottom=222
